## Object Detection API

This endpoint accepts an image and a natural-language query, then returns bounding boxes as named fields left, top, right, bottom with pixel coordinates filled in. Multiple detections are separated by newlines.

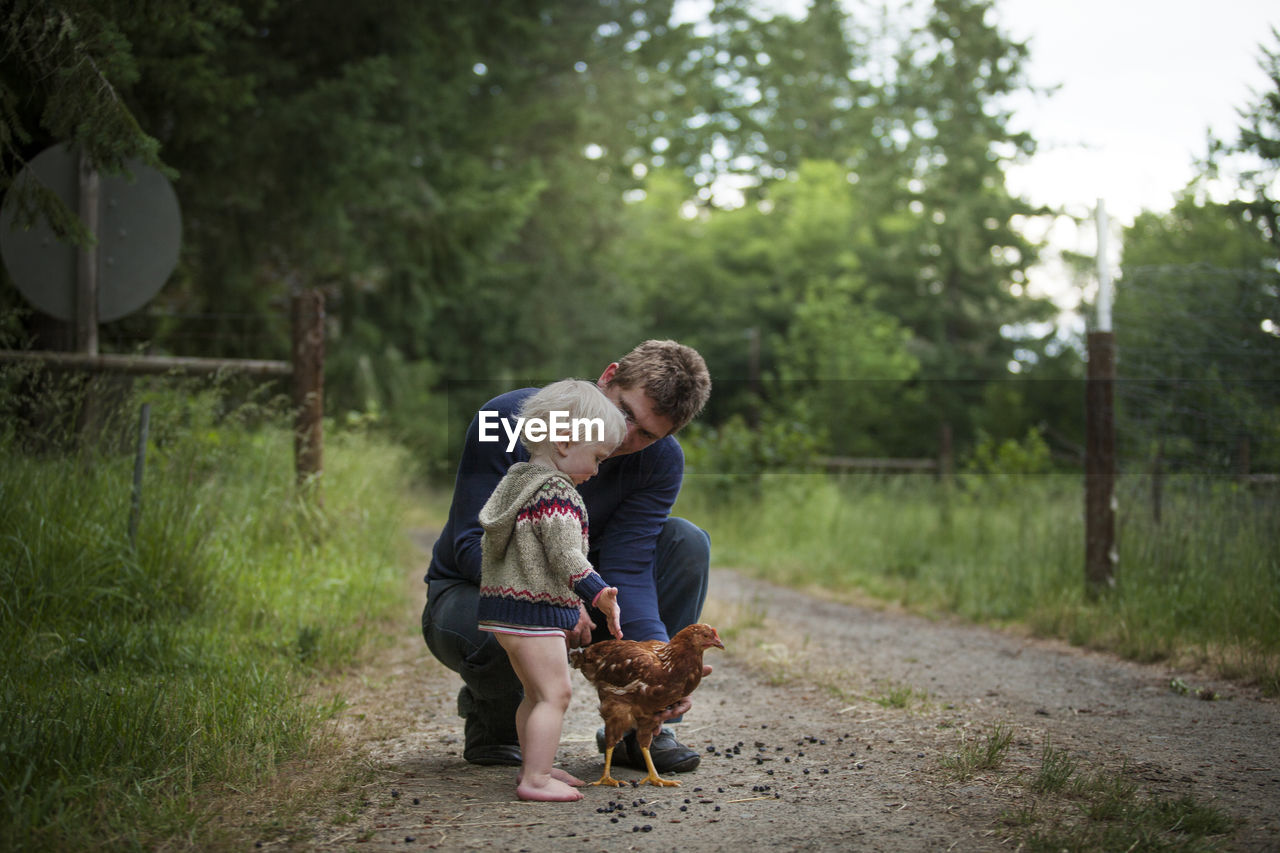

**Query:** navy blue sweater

left=427, top=388, right=684, bottom=642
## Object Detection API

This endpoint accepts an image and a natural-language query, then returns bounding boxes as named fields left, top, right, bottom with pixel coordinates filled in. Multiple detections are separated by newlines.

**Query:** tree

left=864, top=0, right=1053, bottom=450
left=0, top=0, right=174, bottom=239
left=3, top=0, right=1076, bottom=475
left=1, top=1, right=671, bottom=367
left=1117, top=193, right=1280, bottom=472
left=1130, top=27, right=1280, bottom=474
left=619, top=160, right=918, bottom=458
left=624, top=0, right=887, bottom=205
left=616, top=0, right=1056, bottom=456
left=1223, top=26, right=1280, bottom=251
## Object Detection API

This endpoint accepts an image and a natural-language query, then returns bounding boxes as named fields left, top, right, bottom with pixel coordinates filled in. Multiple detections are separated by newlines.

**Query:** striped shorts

left=479, top=621, right=568, bottom=639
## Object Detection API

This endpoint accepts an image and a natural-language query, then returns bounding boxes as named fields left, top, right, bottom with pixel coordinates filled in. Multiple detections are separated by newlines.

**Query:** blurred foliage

left=962, top=426, right=1053, bottom=500
left=681, top=412, right=825, bottom=493
left=1116, top=193, right=1280, bottom=473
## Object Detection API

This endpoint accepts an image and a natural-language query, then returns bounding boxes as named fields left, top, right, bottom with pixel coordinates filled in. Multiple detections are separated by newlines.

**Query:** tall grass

left=0, top=375, right=413, bottom=850
left=678, top=471, right=1279, bottom=692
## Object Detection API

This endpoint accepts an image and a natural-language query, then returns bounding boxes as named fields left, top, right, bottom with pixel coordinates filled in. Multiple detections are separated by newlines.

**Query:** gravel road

left=216, top=561, right=1280, bottom=851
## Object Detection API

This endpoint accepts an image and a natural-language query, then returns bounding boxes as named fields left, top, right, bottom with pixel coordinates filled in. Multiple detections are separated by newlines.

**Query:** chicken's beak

left=710, top=629, right=724, bottom=649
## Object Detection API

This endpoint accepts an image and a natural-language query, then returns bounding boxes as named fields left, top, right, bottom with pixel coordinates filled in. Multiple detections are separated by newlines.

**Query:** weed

left=1147, top=795, right=1234, bottom=838
left=1078, top=769, right=1140, bottom=821
left=941, top=723, right=1013, bottom=780
left=1033, top=737, right=1077, bottom=794
left=869, top=680, right=928, bottom=710
left=1015, top=764, right=1233, bottom=851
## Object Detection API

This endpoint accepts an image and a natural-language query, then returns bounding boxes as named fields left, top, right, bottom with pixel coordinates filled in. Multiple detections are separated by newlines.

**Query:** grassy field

left=0, top=379, right=413, bottom=851
left=677, top=470, right=1279, bottom=694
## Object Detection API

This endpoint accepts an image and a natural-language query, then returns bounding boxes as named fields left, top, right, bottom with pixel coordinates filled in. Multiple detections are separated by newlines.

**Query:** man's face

left=597, top=364, right=676, bottom=458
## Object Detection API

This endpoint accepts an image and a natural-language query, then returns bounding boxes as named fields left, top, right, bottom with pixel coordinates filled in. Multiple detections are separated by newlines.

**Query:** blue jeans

left=421, top=517, right=711, bottom=742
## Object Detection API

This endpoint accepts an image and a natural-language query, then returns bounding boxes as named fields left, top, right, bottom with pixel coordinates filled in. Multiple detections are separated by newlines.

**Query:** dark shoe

left=595, top=726, right=700, bottom=774
left=463, top=714, right=521, bottom=766
left=464, top=742, right=522, bottom=766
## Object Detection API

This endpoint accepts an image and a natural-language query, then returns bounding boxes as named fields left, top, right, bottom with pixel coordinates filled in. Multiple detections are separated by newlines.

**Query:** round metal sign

left=0, top=143, right=182, bottom=323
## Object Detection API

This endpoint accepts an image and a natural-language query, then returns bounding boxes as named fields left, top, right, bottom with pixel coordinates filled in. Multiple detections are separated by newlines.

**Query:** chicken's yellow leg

left=590, top=746, right=626, bottom=787
left=638, top=747, right=681, bottom=787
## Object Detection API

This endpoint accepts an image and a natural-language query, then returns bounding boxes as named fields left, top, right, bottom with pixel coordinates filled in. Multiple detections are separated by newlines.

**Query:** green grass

left=1015, top=759, right=1234, bottom=852
left=677, top=471, right=1280, bottom=693
left=867, top=680, right=929, bottom=710
left=940, top=723, right=1014, bottom=781
left=0, top=377, right=413, bottom=850
left=1033, top=737, right=1077, bottom=794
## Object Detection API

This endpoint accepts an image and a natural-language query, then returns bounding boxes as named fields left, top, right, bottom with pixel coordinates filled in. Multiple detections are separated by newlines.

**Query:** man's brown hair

left=607, top=340, right=711, bottom=433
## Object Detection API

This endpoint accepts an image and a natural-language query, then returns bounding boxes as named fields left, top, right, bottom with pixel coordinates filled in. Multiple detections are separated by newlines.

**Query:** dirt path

left=220, top=552, right=1280, bottom=851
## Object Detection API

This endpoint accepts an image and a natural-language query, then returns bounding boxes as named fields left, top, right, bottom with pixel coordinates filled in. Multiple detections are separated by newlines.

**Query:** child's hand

left=594, top=586, right=622, bottom=639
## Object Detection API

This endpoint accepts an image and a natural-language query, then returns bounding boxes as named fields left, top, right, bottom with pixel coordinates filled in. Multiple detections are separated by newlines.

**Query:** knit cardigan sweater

left=477, top=462, right=609, bottom=633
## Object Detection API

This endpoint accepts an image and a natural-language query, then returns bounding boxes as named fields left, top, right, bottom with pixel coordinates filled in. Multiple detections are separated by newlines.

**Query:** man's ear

left=597, top=362, right=619, bottom=387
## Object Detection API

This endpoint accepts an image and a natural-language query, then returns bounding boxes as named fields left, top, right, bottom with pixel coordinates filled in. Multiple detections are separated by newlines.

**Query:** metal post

left=129, top=402, right=150, bottom=547
left=292, top=289, right=325, bottom=500
left=76, top=147, right=100, bottom=356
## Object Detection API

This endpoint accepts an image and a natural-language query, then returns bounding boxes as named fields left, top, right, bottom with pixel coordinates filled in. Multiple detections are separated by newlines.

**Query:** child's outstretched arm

left=591, top=586, right=623, bottom=640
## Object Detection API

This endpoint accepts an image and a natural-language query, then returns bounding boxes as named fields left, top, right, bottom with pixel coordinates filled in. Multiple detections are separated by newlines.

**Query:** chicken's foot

left=638, top=747, right=681, bottom=787
left=589, top=746, right=626, bottom=788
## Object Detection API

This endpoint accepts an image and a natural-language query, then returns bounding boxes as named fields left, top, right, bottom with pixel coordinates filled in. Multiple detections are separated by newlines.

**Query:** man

left=422, top=340, right=713, bottom=774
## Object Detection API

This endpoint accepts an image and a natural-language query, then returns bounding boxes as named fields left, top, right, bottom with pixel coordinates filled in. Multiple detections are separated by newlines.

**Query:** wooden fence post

left=292, top=289, right=324, bottom=500
left=1085, top=330, right=1117, bottom=597
left=1086, top=200, right=1118, bottom=598
left=937, top=423, right=954, bottom=485
left=1236, top=436, right=1251, bottom=484
left=937, top=422, right=954, bottom=527
left=76, top=148, right=100, bottom=357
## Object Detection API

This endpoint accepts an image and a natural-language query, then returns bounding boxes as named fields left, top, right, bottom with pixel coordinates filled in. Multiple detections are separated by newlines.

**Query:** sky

left=672, top=0, right=1280, bottom=320
left=995, top=0, right=1279, bottom=315
left=999, top=0, right=1277, bottom=220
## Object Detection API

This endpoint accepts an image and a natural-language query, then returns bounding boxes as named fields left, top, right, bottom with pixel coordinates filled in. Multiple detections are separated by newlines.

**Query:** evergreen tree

left=0, top=0, right=172, bottom=240
left=1227, top=27, right=1280, bottom=250
left=866, top=0, right=1054, bottom=450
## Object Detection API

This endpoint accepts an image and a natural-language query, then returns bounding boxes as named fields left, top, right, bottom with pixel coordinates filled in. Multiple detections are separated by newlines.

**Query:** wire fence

left=1113, top=264, right=1278, bottom=480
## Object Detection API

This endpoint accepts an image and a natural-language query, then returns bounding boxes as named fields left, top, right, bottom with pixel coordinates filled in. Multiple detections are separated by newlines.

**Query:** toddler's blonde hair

left=516, top=379, right=626, bottom=455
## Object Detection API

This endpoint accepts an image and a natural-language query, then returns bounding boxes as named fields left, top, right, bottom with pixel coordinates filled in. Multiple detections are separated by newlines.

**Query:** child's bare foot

left=515, top=775, right=584, bottom=802
left=518, top=767, right=584, bottom=787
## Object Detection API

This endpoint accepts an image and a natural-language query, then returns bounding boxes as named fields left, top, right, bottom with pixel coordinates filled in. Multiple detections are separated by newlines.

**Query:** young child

left=477, top=378, right=627, bottom=802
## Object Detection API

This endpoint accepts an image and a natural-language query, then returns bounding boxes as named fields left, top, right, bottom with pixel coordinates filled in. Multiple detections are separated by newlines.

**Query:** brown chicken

left=569, top=623, right=724, bottom=787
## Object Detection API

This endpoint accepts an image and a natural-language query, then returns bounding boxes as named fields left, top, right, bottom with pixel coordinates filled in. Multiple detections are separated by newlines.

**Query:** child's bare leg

left=513, top=695, right=582, bottom=784
left=497, top=633, right=582, bottom=802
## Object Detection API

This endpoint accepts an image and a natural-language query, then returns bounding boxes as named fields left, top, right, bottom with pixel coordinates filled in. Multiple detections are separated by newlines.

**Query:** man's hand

left=656, top=696, right=692, bottom=721
left=566, top=602, right=596, bottom=648
left=653, top=665, right=711, bottom=722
